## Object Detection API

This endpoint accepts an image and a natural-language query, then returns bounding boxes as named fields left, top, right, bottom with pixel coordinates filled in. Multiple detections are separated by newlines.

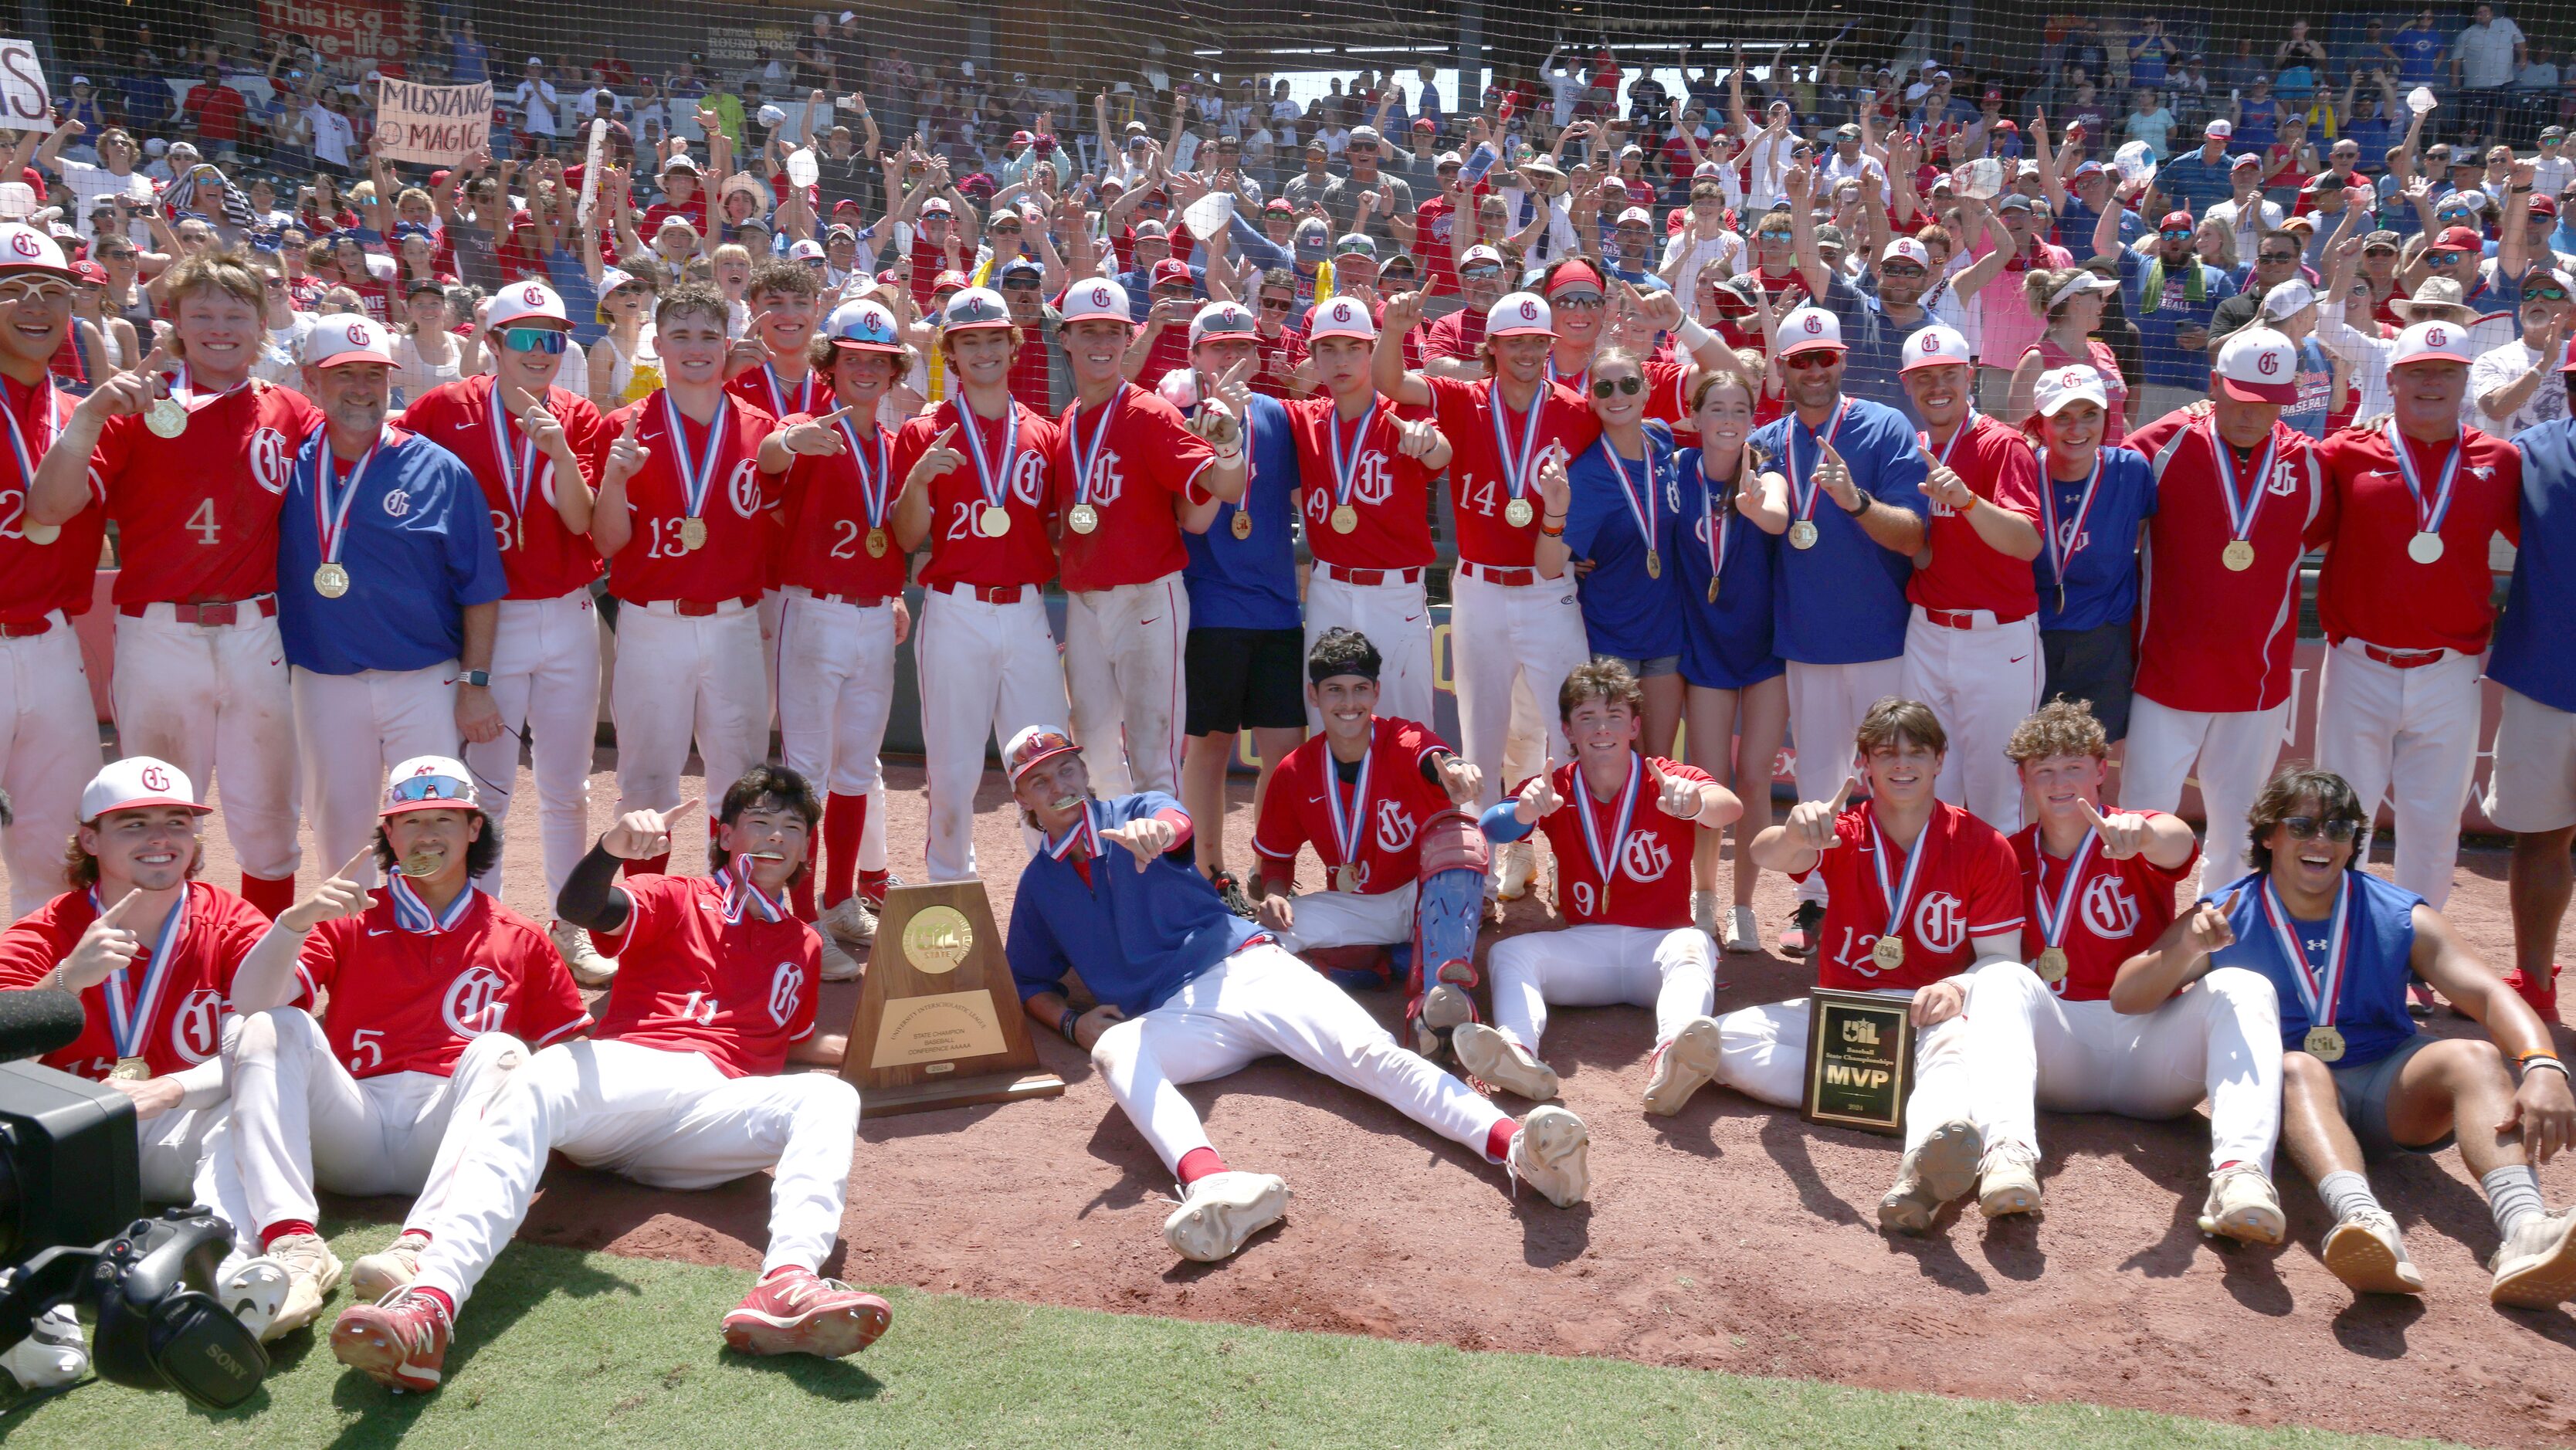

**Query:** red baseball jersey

left=0, top=374, right=107, bottom=624
left=778, top=413, right=909, bottom=598
left=588, top=873, right=822, bottom=1078
left=1253, top=717, right=1457, bottom=893
left=298, top=888, right=590, bottom=1079
left=1518, top=755, right=1710, bottom=930
left=1284, top=395, right=1438, bottom=570
left=892, top=396, right=1059, bottom=590
left=1642, top=357, right=1697, bottom=441
left=88, top=380, right=322, bottom=605
left=1049, top=382, right=1217, bottom=591
left=2310, top=424, right=2523, bottom=654
left=400, top=375, right=606, bottom=600
left=1422, top=305, right=1488, bottom=362
left=726, top=364, right=827, bottom=424
left=2010, top=816, right=2198, bottom=1003
left=2129, top=415, right=2326, bottom=714
left=1425, top=374, right=1602, bottom=567
left=0, top=884, right=280, bottom=1080
left=602, top=391, right=783, bottom=604
left=1907, top=412, right=2043, bottom=616
left=1796, top=801, right=2026, bottom=992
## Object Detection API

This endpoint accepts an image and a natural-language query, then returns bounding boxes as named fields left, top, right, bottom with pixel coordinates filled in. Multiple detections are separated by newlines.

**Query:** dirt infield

left=13, top=751, right=2573, bottom=1448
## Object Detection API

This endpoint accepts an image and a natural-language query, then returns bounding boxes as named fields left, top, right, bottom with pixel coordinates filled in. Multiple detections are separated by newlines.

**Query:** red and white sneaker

left=2500, top=963, right=2561, bottom=1021
left=720, top=1269, right=892, bottom=1359
left=331, top=1288, right=451, bottom=1393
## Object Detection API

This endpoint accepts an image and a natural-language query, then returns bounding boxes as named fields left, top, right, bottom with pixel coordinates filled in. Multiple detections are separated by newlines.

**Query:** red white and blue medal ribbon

left=1328, top=398, right=1378, bottom=515
left=1699, top=453, right=1733, bottom=584
left=2260, top=873, right=2353, bottom=1030
left=1488, top=381, right=1547, bottom=507
left=388, top=873, right=475, bottom=934
left=2382, top=416, right=2459, bottom=539
left=837, top=412, right=890, bottom=528
left=954, top=399, right=1019, bottom=513
left=486, top=385, right=541, bottom=517
left=2032, top=826, right=2099, bottom=950
left=1545, top=352, right=1582, bottom=388
left=1787, top=397, right=1849, bottom=526
left=311, top=426, right=386, bottom=569
left=762, top=364, right=816, bottom=420
left=1600, top=439, right=1657, bottom=558
left=91, top=884, right=188, bottom=1061
left=1868, top=808, right=1931, bottom=947
left=1919, top=408, right=1978, bottom=469
left=1570, top=754, right=1641, bottom=913
left=1320, top=744, right=1374, bottom=872
left=0, top=376, right=56, bottom=490
left=1066, top=385, right=1121, bottom=511
left=659, top=390, right=731, bottom=527
left=715, top=862, right=786, bottom=924
left=2035, top=446, right=2105, bottom=612
left=1045, top=801, right=1100, bottom=863
left=2206, top=418, right=2277, bottom=545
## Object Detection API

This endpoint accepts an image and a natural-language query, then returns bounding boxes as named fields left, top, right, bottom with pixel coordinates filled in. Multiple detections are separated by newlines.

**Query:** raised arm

left=1371, top=288, right=1433, bottom=406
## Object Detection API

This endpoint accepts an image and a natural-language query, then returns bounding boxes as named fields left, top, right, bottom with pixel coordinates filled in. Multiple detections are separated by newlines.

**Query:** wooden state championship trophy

left=840, top=881, right=1066, bottom=1118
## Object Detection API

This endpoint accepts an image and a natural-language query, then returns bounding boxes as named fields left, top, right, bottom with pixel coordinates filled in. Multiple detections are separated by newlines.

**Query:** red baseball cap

left=1150, top=257, right=1193, bottom=287
left=1002, top=726, right=1081, bottom=785
left=2435, top=225, right=2486, bottom=252
left=2158, top=211, right=2195, bottom=232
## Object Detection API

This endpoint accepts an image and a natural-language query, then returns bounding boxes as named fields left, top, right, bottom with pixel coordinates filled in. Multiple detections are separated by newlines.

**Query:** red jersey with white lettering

left=1425, top=374, right=1602, bottom=567
left=1284, top=395, right=1438, bottom=570
left=0, top=374, right=106, bottom=623
left=0, top=885, right=280, bottom=1080
left=1252, top=717, right=1456, bottom=894
left=602, top=391, right=784, bottom=605
left=588, top=872, right=822, bottom=1078
left=778, top=412, right=908, bottom=598
left=726, top=364, right=827, bottom=424
left=298, top=888, right=589, bottom=1079
left=88, top=380, right=322, bottom=605
left=1907, top=412, right=2043, bottom=616
left=2310, top=424, right=2523, bottom=654
left=400, top=375, right=605, bottom=600
left=2129, top=414, right=2325, bottom=713
left=1049, top=383, right=1216, bottom=591
left=1796, top=801, right=2026, bottom=992
left=2010, top=817, right=2197, bottom=1003
left=891, top=396, right=1059, bottom=590
left=1517, top=755, right=1710, bottom=929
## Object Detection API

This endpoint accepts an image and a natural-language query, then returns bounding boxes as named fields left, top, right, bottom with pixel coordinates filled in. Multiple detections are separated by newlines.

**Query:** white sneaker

left=1161, top=1171, right=1290, bottom=1262
left=2323, top=1208, right=2425, bottom=1295
left=2490, top=1208, right=2576, bottom=1308
left=1722, top=905, right=1761, bottom=955
left=1452, top=1023, right=1560, bottom=1101
left=551, top=919, right=618, bottom=988
left=2197, top=1166, right=2287, bottom=1245
left=1977, top=1144, right=2042, bottom=1219
left=817, top=931, right=863, bottom=982
left=1642, top=1015, right=1725, bottom=1116
left=0, top=1305, right=86, bottom=1390
left=1494, top=841, right=1536, bottom=900
left=1878, top=1119, right=1981, bottom=1235
left=1507, top=1104, right=1591, bottom=1208
left=1691, top=889, right=1720, bottom=939
left=820, top=894, right=877, bottom=950
left=350, top=1230, right=431, bottom=1302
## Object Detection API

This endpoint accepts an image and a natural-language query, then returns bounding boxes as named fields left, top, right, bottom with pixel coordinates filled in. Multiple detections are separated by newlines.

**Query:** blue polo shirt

left=277, top=426, right=508, bottom=675
left=1180, top=392, right=1301, bottom=632
left=2493, top=419, right=2576, bottom=712
left=2032, top=445, right=2154, bottom=633
left=1749, top=397, right=1927, bottom=664
left=1008, top=792, right=1261, bottom=1017
left=2113, top=247, right=2236, bottom=388
left=2154, top=151, right=2237, bottom=215
left=2057, top=199, right=2144, bottom=252
left=1563, top=426, right=1684, bottom=661
left=2203, top=869, right=2422, bottom=1069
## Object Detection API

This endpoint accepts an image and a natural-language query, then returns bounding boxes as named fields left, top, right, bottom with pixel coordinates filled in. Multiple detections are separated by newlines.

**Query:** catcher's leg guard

left=1408, top=809, right=1491, bottom=1061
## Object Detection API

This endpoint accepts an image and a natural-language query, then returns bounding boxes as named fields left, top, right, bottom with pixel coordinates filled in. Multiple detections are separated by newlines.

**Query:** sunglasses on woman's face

left=1259, top=295, right=1295, bottom=310
left=2277, top=815, right=2361, bottom=842
left=1590, top=374, right=1643, bottom=398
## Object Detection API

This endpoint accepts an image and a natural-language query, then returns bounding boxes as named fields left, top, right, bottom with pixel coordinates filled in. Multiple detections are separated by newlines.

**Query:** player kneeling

left=1004, top=725, right=1592, bottom=1264
left=328, top=766, right=881, bottom=1391
left=1456, top=660, right=1740, bottom=1113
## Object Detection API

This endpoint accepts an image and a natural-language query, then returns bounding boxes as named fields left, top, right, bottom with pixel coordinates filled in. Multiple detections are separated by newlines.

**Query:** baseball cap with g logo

left=79, top=757, right=208, bottom=823
left=0, top=222, right=74, bottom=279
left=304, top=315, right=397, bottom=368
left=2389, top=319, right=2473, bottom=369
left=1899, top=324, right=1971, bottom=371
left=2215, top=327, right=2300, bottom=402
left=1188, top=300, right=1259, bottom=347
left=1059, top=279, right=1133, bottom=325
left=1778, top=307, right=1846, bottom=357
left=1489, top=291, right=1554, bottom=337
left=822, top=298, right=904, bottom=354
left=485, top=281, right=568, bottom=330
left=942, top=286, right=1015, bottom=332
left=1309, top=296, right=1378, bottom=342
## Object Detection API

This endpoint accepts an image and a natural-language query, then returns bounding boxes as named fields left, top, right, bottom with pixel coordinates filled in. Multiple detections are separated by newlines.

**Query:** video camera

left=0, top=989, right=266, bottom=1408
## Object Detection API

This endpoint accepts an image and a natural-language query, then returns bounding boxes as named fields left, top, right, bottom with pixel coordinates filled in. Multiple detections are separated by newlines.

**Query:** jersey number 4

left=188, top=498, right=221, bottom=545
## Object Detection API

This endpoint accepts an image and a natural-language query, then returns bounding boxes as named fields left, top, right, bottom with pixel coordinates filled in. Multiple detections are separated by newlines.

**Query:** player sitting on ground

left=328, top=764, right=883, bottom=1392
left=1459, top=659, right=1742, bottom=1113
left=203, top=756, right=588, bottom=1343
left=1004, top=723, right=1594, bottom=1264
left=1249, top=628, right=1490, bottom=1058
left=2127, top=767, right=2576, bottom=1308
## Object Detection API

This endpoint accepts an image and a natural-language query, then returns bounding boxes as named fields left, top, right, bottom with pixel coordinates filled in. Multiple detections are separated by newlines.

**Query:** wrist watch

left=1839, top=489, right=1869, bottom=516
left=462, top=669, right=491, bottom=688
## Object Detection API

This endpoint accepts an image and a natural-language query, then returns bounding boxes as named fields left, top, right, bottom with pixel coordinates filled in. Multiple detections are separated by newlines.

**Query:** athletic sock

left=1175, top=1147, right=1228, bottom=1185
left=239, top=872, right=297, bottom=920
left=414, top=1286, right=456, bottom=1318
left=1486, top=1117, right=1520, bottom=1164
left=2482, top=1164, right=2547, bottom=1239
left=822, top=792, right=866, bottom=908
left=2317, top=1169, right=2384, bottom=1223
left=259, top=1219, right=317, bottom=1247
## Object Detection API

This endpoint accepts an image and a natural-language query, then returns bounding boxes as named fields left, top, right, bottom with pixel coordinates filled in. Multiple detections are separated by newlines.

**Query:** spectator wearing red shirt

left=184, top=66, right=249, bottom=161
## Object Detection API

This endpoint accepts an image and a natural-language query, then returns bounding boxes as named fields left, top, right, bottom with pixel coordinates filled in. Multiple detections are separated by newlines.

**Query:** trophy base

left=857, top=1068, right=1066, bottom=1119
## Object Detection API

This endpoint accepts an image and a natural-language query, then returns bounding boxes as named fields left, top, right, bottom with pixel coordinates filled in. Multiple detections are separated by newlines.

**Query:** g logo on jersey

left=442, top=966, right=509, bottom=1038
left=1620, top=832, right=1671, bottom=883
left=727, top=459, right=763, bottom=517
left=1911, top=893, right=1968, bottom=954
left=2079, top=876, right=2140, bottom=941
left=1083, top=451, right=1126, bottom=503
left=168, top=988, right=225, bottom=1064
left=1011, top=451, right=1048, bottom=504
left=1351, top=452, right=1395, bottom=505
left=1374, top=801, right=1417, bottom=854
left=768, top=960, right=803, bottom=1026
left=249, top=427, right=290, bottom=494
left=382, top=488, right=411, bottom=517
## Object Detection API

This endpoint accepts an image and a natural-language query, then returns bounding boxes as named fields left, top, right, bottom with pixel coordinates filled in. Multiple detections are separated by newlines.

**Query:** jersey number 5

left=348, top=1028, right=385, bottom=1072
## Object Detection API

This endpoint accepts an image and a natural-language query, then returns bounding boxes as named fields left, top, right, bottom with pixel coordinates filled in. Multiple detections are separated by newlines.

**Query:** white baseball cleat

left=1722, top=906, right=1761, bottom=955
left=1642, top=1015, right=1725, bottom=1116
left=1452, top=1022, right=1560, bottom=1101
left=259, top=1232, right=346, bottom=1340
left=1878, top=1119, right=1981, bottom=1234
left=350, top=1230, right=432, bottom=1302
left=1507, top=1104, right=1591, bottom=1208
left=817, top=930, right=863, bottom=982
left=2322, top=1208, right=2425, bottom=1296
left=1691, top=889, right=1720, bottom=939
left=1162, top=1171, right=1291, bottom=1262
left=821, top=894, right=878, bottom=951
left=551, top=919, right=618, bottom=987
left=1977, top=1144, right=2043, bottom=1219
left=1493, top=841, right=1537, bottom=900
left=2197, top=1166, right=2287, bottom=1245
left=2490, top=1209, right=2576, bottom=1309
left=0, top=1306, right=88, bottom=1390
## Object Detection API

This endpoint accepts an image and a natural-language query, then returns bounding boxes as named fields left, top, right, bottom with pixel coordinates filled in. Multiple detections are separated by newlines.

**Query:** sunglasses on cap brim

left=387, top=773, right=475, bottom=805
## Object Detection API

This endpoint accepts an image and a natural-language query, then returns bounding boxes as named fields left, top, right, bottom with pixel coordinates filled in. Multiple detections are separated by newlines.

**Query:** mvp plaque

left=1799, top=988, right=1917, bottom=1137
left=842, top=881, right=1065, bottom=1118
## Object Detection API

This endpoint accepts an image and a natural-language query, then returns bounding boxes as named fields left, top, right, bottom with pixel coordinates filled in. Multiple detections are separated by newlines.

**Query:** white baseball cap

left=1459, top=244, right=1504, bottom=270
left=1615, top=205, right=1654, bottom=227
left=0, top=222, right=73, bottom=278
left=382, top=755, right=483, bottom=817
left=2390, top=318, right=2474, bottom=368
left=2205, top=118, right=2235, bottom=138
left=1189, top=300, right=1258, bottom=347
left=1779, top=307, right=1846, bottom=357
left=1002, top=724, right=1080, bottom=786
left=788, top=238, right=825, bottom=261
left=2259, top=279, right=2319, bottom=322
left=486, top=280, right=569, bottom=330
left=2032, top=364, right=2110, bottom=417
left=1489, top=291, right=1554, bottom=337
left=80, top=757, right=205, bottom=823
left=2214, top=327, right=2299, bottom=402
left=1307, top=293, right=1376, bottom=342
left=942, top=286, right=1015, bottom=332
left=1059, top=277, right=1133, bottom=325
left=1881, top=237, right=1931, bottom=269
left=1898, top=323, right=1971, bottom=371
left=303, top=316, right=396, bottom=368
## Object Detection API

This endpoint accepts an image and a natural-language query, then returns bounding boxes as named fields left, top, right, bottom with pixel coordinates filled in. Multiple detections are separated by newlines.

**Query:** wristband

left=1540, top=515, right=1566, bottom=537
left=1675, top=318, right=1714, bottom=352
left=2522, top=1055, right=2569, bottom=1079
left=1059, top=1006, right=1082, bottom=1045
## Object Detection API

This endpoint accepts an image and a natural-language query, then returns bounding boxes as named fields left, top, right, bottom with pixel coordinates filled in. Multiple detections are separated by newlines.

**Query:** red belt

left=936, top=581, right=1035, bottom=605
left=1457, top=562, right=1543, bottom=587
left=1320, top=563, right=1425, bottom=586
left=641, top=595, right=762, bottom=617
left=805, top=591, right=894, bottom=608
left=0, top=617, right=52, bottom=638
left=1920, top=606, right=2032, bottom=630
left=120, top=598, right=279, bottom=627
left=2360, top=643, right=2448, bottom=669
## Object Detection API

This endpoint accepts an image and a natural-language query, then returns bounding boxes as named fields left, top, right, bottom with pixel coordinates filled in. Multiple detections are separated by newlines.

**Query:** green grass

left=0, top=1221, right=2462, bottom=1450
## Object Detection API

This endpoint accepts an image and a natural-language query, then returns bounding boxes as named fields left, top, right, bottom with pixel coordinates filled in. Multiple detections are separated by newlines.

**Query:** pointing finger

left=334, top=845, right=375, bottom=882
left=932, top=423, right=958, bottom=449
left=2220, top=889, right=2242, bottom=916
left=98, top=887, right=144, bottom=927
left=1828, top=774, right=1855, bottom=811
left=2077, top=797, right=2108, bottom=828
left=619, top=408, right=642, bottom=440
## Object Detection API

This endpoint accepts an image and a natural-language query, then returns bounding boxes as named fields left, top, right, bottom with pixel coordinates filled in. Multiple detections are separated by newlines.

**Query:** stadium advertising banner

left=259, top=0, right=419, bottom=65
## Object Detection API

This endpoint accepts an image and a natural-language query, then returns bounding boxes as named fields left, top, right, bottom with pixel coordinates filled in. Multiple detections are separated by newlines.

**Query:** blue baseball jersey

left=276, top=426, right=508, bottom=675
left=1008, top=791, right=1262, bottom=1017
left=2202, top=869, right=2422, bottom=1069
left=1180, top=391, right=1301, bottom=632
left=1672, top=448, right=1786, bottom=691
left=2032, top=444, right=2154, bottom=633
left=2493, top=419, right=2576, bottom=712
left=1748, top=396, right=1928, bottom=665
left=1563, top=427, right=1684, bottom=661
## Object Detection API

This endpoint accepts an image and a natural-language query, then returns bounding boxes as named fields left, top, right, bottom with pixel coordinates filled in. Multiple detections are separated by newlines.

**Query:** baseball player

left=1372, top=289, right=1602, bottom=901
left=400, top=281, right=614, bottom=983
left=330, top=765, right=882, bottom=1391
left=0, top=224, right=105, bottom=919
left=1001, top=724, right=1593, bottom=1265
left=277, top=317, right=509, bottom=890
left=2486, top=353, right=2576, bottom=1015
left=28, top=248, right=324, bottom=917
left=1896, top=323, right=2046, bottom=832
left=1735, top=698, right=2032, bottom=1231
left=2133, top=767, right=2576, bottom=1307
left=1049, top=276, right=1246, bottom=797
left=726, top=259, right=829, bottom=733
left=2123, top=329, right=2324, bottom=893
left=198, top=757, right=587, bottom=1342
left=2310, top=321, right=2523, bottom=912
left=1457, top=661, right=1741, bottom=1115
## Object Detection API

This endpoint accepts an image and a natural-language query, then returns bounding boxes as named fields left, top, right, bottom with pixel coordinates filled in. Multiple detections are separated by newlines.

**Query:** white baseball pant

left=291, top=662, right=459, bottom=889
left=1269, top=881, right=1416, bottom=954
left=0, top=617, right=104, bottom=919
left=2486, top=685, right=2576, bottom=833
left=411, top=1038, right=861, bottom=1313
left=110, top=605, right=300, bottom=883
left=192, top=1007, right=533, bottom=1272
left=774, top=588, right=897, bottom=797
left=610, top=603, right=768, bottom=824
left=1090, top=942, right=1510, bottom=1174
left=1447, top=570, right=1588, bottom=810
left=1488, top=923, right=1717, bottom=1057
left=1783, top=656, right=1907, bottom=905
left=466, top=588, right=602, bottom=911
left=1900, top=608, right=2042, bottom=832
left=2313, top=640, right=2482, bottom=910
left=1964, top=964, right=2283, bottom=1173
left=758, top=587, right=785, bottom=727
left=913, top=586, right=1069, bottom=884
left=137, top=1102, right=225, bottom=1204
left=1303, top=571, right=1434, bottom=730
left=2122, top=696, right=2291, bottom=893
left=1705, top=977, right=1986, bottom=1157
left=1065, top=572, right=1188, bottom=797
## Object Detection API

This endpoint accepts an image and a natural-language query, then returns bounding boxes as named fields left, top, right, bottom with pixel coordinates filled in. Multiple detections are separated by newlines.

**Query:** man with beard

left=2098, top=207, right=2238, bottom=418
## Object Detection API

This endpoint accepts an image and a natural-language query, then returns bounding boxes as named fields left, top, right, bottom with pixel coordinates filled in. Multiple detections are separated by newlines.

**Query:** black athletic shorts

left=2040, top=619, right=2136, bottom=743
left=1185, top=626, right=1307, bottom=736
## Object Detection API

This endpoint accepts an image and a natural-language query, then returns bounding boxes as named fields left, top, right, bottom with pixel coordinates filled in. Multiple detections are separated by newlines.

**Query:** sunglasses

left=2429, top=250, right=2467, bottom=265
left=2528, top=283, right=2571, bottom=302
left=1552, top=292, right=1605, bottom=310
left=1590, top=374, right=1644, bottom=398
left=2276, top=815, right=2361, bottom=843
left=1459, top=265, right=1502, bottom=280
left=2159, top=229, right=2195, bottom=240
left=0, top=280, right=69, bottom=304
left=500, top=327, right=568, bottom=354
left=1784, top=351, right=1839, bottom=370
left=2257, top=250, right=2300, bottom=264
left=1881, top=263, right=1927, bottom=279
left=1259, top=295, right=1295, bottom=310
left=1000, top=276, right=1040, bottom=290
left=388, top=773, right=474, bottom=804
left=1757, top=229, right=1793, bottom=242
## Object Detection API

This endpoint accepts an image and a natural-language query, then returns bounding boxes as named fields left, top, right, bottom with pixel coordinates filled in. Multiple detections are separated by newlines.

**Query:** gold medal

left=2035, top=947, right=2068, bottom=984
left=1872, top=935, right=1906, bottom=970
left=2406, top=530, right=2443, bottom=564
left=1645, top=549, right=1661, bottom=580
left=2303, top=1025, right=2346, bottom=1063
left=21, top=520, right=59, bottom=545
left=1788, top=519, right=1819, bottom=550
left=399, top=851, right=441, bottom=878
left=2222, top=539, right=2255, bottom=571
left=145, top=396, right=187, bottom=438
left=980, top=504, right=1012, bottom=537
left=1335, top=863, right=1357, bottom=893
left=866, top=527, right=888, bottom=557
left=1231, top=510, right=1252, bottom=540
left=314, top=562, right=350, bottom=598
left=680, top=517, right=709, bottom=551
left=1330, top=504, right=1358, bottom=534
left=110, top=1055, right=153, bottom=1081
left=1505, top=497, right=1535, bottom=528
left=1068, top=503, right=1099, bottom=534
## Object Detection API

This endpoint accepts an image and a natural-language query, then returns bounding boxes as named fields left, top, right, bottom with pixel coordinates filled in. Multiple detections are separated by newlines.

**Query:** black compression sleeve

left=557, top=840, right=633, bottom=933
